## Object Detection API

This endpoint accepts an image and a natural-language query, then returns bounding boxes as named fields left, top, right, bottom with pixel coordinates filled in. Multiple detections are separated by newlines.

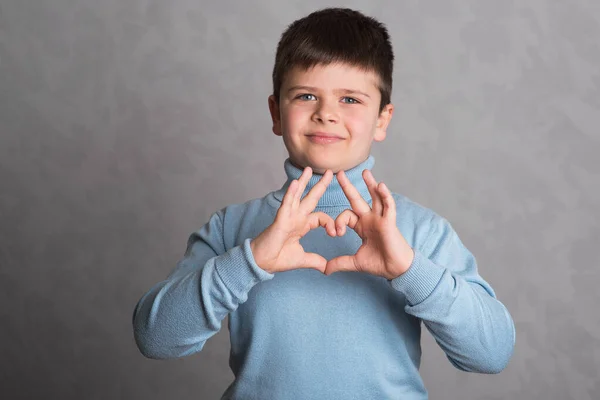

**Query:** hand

left=324, top=169, right=415, bottom=280
left=250, top=167, right=337, bottom=274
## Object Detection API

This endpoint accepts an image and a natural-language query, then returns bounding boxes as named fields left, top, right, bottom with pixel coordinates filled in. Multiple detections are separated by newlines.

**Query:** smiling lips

left=306, top=133, right=345, bottom=144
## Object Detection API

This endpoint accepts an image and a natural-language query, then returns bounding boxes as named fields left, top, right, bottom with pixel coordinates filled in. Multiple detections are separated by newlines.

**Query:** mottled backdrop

left=1, top=0, right=599, bottom=399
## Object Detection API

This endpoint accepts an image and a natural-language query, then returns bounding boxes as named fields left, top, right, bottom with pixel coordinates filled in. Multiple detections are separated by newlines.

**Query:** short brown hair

left=272, top=8, right=394, bottom=113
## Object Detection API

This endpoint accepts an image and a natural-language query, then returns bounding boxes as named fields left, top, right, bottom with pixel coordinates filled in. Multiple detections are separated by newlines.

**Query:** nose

left=312, top=98, right=339, bottom=124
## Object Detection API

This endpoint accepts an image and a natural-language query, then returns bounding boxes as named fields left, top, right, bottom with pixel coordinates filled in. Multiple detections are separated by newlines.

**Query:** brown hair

left=272, top=8, right=394, bottom=113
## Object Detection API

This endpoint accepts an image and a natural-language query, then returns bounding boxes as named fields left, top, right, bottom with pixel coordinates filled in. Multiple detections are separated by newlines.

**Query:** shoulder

left=214, top=193, right=274, bottom=226
left=390, top=191, right=447, bottom=227
left=389, top=191, right=451, bottom=251
left=212, top=191, right=280, bottom=246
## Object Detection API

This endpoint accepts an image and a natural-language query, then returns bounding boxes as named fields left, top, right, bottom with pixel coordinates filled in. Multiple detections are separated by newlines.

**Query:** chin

left=290, top=151, right=352, bottom=174
left=307, top=160, right=344, bottom=174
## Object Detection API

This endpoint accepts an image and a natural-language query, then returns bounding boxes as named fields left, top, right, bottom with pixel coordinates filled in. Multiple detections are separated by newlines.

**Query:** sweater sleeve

left=132, top=209, right=274, bottom=359
left=389, top=216, right=516, bottom=374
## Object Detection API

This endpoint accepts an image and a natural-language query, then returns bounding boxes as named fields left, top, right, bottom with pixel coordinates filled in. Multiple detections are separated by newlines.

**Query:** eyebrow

left=286, top=86, right=371, bottom=99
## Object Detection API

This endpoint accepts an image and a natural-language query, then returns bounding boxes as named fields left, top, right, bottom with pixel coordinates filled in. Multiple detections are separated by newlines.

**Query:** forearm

left=390, top=249, right=515, bottom=373
left=132, top=238, right=273, bottom=359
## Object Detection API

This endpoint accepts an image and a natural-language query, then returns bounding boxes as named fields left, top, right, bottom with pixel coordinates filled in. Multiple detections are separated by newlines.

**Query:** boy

left=133, top=8, right=515, bottom=399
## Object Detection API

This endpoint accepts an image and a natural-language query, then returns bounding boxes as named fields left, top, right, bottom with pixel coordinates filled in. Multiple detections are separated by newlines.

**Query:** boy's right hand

left=250, top=166, right=336, bottom=274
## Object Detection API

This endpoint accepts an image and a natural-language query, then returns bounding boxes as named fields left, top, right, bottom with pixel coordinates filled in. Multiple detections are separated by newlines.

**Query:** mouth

left=306, top=132, right=344, bottom=139
left=306, top=134, right=345, bottom=144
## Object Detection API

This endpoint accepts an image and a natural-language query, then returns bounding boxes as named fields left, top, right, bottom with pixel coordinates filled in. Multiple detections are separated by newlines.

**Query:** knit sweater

left=132, top=155, right=515, bottom=399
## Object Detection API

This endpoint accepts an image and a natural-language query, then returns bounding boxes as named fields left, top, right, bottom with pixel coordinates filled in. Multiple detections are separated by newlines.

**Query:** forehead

left=283, top=63, right=380, bottom=93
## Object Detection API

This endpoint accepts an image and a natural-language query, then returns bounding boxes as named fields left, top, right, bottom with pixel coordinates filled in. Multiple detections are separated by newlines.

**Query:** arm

left=389, top=217, right=516, bottom=374
left=132, top=209, right=274, bottom=359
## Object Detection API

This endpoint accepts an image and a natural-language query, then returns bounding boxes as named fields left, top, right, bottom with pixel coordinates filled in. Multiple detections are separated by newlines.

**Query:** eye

left=296, top=93, right=316, bottom=101
left=341, top=97, right=360, bottom=104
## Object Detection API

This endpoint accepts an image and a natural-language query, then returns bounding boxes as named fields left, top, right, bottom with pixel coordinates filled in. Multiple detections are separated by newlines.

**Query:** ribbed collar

left=273, top=155, right=375, bottom=208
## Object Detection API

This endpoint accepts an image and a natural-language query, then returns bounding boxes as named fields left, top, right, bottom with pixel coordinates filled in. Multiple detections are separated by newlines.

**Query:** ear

left=373, top=103, right=393, bottom=142
left=268, top=95, right=282, bottom=136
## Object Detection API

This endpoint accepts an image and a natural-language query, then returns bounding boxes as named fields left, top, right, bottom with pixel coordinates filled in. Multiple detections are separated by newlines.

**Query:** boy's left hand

left=324, top=169, right=415, bottom=280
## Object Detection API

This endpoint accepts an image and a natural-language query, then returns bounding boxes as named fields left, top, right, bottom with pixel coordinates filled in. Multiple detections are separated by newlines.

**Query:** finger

left=308, top=211, right=337, bottom=237
left=300, top=169, right=333, bottom=213
left=337, top=170, right=371, bottom=215
left=302, top=252, right=328, bottom=273
left=280, top=179, right=298, bottom=211
left=325, top=255, right=357, bottom=275
left=363, top=169, right=383, bottom=216
left=378, top=182, right=396, bottom=220
left=294, top=167, right=313, bottom=207
left=335, top=209, right=359, bottom=236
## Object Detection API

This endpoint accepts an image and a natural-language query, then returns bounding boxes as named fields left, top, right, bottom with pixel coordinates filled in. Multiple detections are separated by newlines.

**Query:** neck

left=273, top=156, right=375, bottom=208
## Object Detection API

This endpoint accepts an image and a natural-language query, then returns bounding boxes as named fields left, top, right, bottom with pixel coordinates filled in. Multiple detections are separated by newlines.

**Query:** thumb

left=302, top=252, right=328, bottom=274
left=325, top=255, right=357, bottom=276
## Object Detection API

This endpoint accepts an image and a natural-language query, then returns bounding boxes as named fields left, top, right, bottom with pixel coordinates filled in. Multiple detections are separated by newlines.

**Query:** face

left=268, top=63, right=393, bottom=174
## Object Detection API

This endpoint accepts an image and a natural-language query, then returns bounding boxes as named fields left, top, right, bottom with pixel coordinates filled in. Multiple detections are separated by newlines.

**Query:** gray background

left=1, top=0, right=599, bottom=399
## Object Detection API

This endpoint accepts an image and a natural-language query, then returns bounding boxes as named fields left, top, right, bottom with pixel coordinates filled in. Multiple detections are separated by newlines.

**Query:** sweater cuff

left=389, top=248, right=446, bottom=306
left=215, top=238, right=274, bottom=298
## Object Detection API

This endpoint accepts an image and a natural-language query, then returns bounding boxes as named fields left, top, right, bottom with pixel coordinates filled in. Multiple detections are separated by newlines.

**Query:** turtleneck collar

left=273, top=155, right=375, bottom=208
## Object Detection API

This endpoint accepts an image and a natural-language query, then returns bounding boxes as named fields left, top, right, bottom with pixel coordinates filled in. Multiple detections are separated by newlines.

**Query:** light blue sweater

left=132, top=155, right=515, bottom=399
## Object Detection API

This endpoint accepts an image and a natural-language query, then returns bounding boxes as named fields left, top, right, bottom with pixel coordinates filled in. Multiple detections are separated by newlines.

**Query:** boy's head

left=268, top=8, right=395, bottom=174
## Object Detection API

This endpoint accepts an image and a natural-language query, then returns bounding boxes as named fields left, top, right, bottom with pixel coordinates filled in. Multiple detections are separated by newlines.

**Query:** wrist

left=386, top=247, right=415, bottom=280
left=250, top=236, right=270, bottom=274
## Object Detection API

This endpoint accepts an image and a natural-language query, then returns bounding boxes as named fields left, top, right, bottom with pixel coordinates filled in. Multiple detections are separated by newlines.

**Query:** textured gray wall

left=1, top=0, right=599, bottom=399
